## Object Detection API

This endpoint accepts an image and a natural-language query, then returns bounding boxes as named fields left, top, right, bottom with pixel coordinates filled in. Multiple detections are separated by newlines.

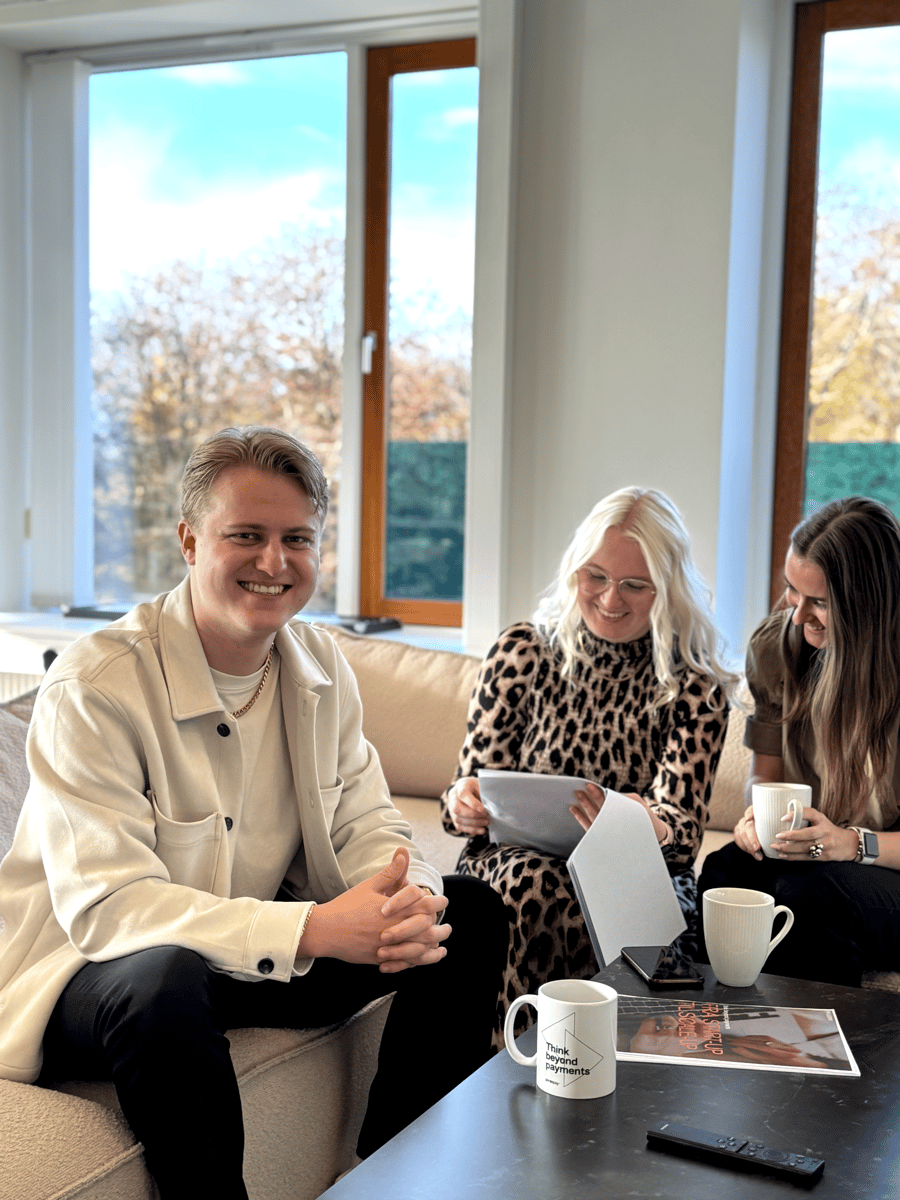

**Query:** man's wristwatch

left=850, top=826, right=879, bottom=865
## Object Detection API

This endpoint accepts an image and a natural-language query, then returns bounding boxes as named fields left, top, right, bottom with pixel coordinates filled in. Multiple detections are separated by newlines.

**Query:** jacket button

left=216, top=723, right=230, bottom=737
left=258, top=958, right=274, bottom=975
left=224, top=817, right=233, bottom=831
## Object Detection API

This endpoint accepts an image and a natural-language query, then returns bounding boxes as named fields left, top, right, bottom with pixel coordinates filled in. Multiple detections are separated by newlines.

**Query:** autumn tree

left=92, top=224, right=471, bottom=610
left=808, top=202, right=900, bottom=444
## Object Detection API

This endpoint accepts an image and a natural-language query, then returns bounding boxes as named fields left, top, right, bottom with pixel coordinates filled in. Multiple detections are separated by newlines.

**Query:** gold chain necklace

left=230, top=644, right=274, bottom=718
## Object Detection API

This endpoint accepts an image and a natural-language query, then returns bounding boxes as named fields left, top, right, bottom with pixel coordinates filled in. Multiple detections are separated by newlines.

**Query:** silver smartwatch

left=850, top=826, right=879, bottom=865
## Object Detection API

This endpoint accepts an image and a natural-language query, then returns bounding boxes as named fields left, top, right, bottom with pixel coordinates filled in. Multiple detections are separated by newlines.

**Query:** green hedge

left=385, top=441, right=466, bottom=602
left=805, top=442, right=900, bottom=519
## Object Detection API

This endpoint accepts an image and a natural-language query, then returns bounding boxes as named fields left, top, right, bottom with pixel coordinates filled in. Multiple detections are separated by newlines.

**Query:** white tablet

left=477, top=769, right=588, bottom=857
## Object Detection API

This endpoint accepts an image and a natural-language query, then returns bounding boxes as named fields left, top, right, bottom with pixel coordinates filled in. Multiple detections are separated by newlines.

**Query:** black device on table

left=647, top=1122, right=825, bottom=1181
left=621, top=944, right=704, bottom=987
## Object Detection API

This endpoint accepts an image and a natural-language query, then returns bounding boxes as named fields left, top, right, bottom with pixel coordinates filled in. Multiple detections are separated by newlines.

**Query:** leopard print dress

left=440, top=622, right=728, bottom=1048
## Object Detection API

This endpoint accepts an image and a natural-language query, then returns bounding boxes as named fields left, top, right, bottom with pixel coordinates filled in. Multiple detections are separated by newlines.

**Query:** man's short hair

left=181, top=426, right=329, bottom=529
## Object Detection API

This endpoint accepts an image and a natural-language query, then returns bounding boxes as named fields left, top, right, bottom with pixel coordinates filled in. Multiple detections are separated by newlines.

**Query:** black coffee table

left=322, top=960, right=900, bottom=1199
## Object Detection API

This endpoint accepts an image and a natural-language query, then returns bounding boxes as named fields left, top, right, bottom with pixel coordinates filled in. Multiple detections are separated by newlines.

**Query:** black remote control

left=647, top=1121, right=825, bottom=1180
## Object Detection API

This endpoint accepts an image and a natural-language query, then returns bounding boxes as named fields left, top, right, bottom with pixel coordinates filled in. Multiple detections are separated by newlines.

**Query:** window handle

left=361, top=331, right=377, bottom=374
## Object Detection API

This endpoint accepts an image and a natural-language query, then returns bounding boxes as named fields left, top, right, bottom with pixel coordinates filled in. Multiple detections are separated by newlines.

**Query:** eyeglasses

left=578, top=569, right=656, bottom=598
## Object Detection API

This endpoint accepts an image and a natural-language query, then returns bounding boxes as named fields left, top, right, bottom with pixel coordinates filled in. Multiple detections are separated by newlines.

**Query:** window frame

left=360, top=37, right=477, bottom=628
left=19, top=15, right=477, bottom=617
left=772, top=0, right=900, bottom=608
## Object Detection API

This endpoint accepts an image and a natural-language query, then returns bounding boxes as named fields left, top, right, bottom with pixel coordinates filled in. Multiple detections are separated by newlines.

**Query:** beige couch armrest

left=706, top=705, right=752, bottom=834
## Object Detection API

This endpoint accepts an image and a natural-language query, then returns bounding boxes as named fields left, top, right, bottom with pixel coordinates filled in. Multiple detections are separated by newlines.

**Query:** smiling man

left=0, top=427, right=506, bottom=1200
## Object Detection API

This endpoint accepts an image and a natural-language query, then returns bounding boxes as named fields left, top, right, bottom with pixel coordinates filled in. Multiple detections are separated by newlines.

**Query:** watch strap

left=850, top=826, right=879, bottom=865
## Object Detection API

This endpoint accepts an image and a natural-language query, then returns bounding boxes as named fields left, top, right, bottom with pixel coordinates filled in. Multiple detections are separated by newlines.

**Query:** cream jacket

left=0, top=578, right=441, bottom=1082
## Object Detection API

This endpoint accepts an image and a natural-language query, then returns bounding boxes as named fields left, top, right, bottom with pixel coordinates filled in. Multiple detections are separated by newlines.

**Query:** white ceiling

left=0, top=0, right=472, bottom=53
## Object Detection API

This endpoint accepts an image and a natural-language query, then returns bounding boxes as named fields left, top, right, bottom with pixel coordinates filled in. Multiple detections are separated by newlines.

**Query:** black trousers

left=697, top=842, right=900, bottom=987
left=39, top=875, right=508, bottom=1200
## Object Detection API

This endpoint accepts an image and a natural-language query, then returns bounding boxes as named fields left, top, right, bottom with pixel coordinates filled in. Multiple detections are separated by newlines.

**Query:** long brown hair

left=783, top=497, right=900, bottom=825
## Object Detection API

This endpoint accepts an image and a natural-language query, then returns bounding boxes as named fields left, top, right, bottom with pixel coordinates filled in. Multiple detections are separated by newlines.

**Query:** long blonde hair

left=534, top=488, right=736, bottom=705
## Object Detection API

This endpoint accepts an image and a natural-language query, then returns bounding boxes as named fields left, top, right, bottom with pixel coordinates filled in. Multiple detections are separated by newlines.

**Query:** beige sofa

left=0, top=626, right=892, bottom=1200
left=330, top=626, right=900, bottom=997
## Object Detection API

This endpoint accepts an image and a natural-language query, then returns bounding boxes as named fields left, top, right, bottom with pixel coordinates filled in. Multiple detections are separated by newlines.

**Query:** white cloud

left=295, top=124, right=335, bottom=145
left=89, top=121, right=476, bottom=328
left=442, top=106, right=478, bottom=130
left=831, top=138, right=900, bottom=199
left=824, top=27, right=900, bottom=90
left=89, top=122, right=343, bottom=295
left=397, top=69, right=465, bottom=88
left=156, top=62, right=252, bottom=87
left=389, top=188, right=476, bottom=324
left=420, top=105, right=479, bottom=144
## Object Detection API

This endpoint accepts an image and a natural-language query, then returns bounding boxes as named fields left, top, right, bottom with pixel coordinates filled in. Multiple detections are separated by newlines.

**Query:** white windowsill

left=0, top=609, right=466, bottom=676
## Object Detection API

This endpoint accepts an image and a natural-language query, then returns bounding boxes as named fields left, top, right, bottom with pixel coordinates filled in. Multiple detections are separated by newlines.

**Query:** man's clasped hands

left=296, top=847, right=450, bottom=973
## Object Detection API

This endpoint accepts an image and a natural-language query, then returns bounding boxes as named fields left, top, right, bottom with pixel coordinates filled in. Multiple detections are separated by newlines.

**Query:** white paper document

left=478, top=769, right=588, bottom=858
left=567, top=789, right=686, bottom=966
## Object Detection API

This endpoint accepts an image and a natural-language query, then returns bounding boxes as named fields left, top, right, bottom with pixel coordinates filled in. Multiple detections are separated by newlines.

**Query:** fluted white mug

left=504, top=979, right=617, bottom=1099
left=703, top=887, right=794, bottom=987
left=751, top=782, right=811, bottom=859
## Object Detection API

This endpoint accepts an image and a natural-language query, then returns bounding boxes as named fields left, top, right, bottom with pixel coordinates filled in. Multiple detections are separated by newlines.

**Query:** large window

left=90, top=53, right=347, bottom=612
left=773, top=0, right=900, bottom=602
left=89, top=37, right=477, bottom=625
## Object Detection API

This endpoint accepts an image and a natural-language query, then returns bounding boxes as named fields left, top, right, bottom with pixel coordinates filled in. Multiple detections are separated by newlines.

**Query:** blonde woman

left=442, top=487, right=735, bottom=1044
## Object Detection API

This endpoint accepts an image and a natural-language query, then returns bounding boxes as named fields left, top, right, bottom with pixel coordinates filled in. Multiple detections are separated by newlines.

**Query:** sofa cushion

left=0, top=1079, right=151, bottom=1200
left=326, top=628, right=480, bottom=801
left=706, top=705, right=752, bottom=835
left=46, top=1000, right=392, bottom=1200
left=0, top=690, right=36, bottom=861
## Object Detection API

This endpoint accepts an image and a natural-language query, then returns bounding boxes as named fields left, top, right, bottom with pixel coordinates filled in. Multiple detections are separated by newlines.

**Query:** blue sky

left=819, top=26, right=900, bottom=209
left=89, top=53, right=478, bottom=322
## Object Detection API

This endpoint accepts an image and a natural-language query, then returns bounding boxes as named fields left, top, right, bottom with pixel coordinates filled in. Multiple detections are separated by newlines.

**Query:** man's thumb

left=374, top=847, right=409, bottom=894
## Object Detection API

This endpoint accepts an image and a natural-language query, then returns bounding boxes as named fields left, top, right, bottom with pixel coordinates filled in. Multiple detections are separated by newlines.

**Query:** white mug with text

left=504, top=978, right=617, bottom=1099
left=751, top=782, right=811, bottom=859
left=703, top=887, right=794, bottom=987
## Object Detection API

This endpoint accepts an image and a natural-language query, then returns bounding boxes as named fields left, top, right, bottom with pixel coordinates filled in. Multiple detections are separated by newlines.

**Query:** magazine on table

left=615, top=995, right=860, bottom=1077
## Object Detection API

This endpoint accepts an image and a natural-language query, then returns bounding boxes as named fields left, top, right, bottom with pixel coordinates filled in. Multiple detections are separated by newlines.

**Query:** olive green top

left=743, top=610, right=900, bottom=830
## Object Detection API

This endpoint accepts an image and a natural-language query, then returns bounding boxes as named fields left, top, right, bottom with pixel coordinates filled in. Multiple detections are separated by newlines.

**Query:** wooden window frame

left=360, top=37, right=476, bottom=627
left=771, top=0, right=900, bottom=607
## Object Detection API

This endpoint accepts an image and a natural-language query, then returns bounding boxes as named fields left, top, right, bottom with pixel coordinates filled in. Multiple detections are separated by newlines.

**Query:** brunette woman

left=699, top=496, right=900, bottom=986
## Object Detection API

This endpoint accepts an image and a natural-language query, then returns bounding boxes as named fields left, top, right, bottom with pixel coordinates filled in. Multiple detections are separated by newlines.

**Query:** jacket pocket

left=319, top=778, right=344, bottom=821
left=150, top=792, right=223, bottom=893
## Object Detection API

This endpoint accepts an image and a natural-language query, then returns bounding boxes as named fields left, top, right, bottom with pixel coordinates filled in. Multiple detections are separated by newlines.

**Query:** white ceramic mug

left=751, top=782, right=811, bottom=858
left=504, top=979, right=617, bottom=1099
left=703, top=887, right=795, bottom=987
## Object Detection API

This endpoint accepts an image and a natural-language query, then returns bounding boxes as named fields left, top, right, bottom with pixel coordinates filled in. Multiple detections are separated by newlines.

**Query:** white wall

left=28, top=59, right=94, bottom=609
left=0, top=46, right=25, bottom=610
left=466, top=0, right=793, bottom=658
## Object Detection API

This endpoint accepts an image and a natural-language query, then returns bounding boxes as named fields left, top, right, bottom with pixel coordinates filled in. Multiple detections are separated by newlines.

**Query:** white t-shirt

left=210, top=651, right=304, bottom=902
